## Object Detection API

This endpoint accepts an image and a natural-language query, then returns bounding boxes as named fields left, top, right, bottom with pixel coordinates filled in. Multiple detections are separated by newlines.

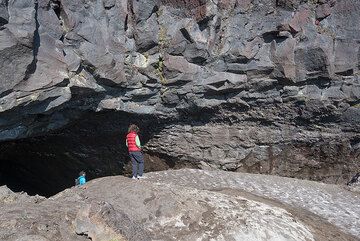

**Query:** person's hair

left=128, top=124, right=139, bottom=133
left=79, top=171, right=86, bottom=176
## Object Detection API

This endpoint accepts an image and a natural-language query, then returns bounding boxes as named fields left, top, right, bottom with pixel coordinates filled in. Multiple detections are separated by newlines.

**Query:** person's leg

left=138, top=153, right=144, bottom=177
left=130, top=153, right=137, bottom=178
left=133, top=152, right=144, bottom=177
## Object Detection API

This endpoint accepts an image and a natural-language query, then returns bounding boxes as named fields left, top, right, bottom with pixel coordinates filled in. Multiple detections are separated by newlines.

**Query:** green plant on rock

left=143, top=52, right=149, bottom=61
left=158, top=25, right=170, bottom=54
left=155, top=56, right=166, bottom=84
left=308, top=0, right=319, bottom=5
left=353, top=103, right=360, bottom=108
left=156, top=6, right=164, bottom=18
left=317, top=25, right=336, bottom=39
left=154, top=6, right=170, bottom=85
left=155, top=26, right=169, bottom=85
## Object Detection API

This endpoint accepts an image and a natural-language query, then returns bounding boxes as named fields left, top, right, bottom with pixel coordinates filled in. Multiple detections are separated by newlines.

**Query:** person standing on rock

left=126, top=124, right=145, bottom=180
left=75, top=171, right=86, bottom=186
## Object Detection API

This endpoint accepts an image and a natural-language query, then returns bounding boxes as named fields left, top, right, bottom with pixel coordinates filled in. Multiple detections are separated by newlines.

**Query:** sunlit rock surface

left=0, top=170, right=359, bottom=241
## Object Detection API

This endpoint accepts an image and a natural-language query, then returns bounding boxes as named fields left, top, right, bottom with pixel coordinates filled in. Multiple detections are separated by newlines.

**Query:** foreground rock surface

left=0, top=170, right=359, bottom=241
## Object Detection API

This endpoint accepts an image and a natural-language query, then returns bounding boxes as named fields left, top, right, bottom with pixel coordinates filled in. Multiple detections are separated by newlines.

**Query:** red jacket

left=126, top=132, right=140, bottom=152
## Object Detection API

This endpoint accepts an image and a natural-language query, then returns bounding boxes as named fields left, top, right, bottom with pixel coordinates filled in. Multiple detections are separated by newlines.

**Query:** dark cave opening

left=0, top=111, right=171, bottom=197
left=0, top=154, right=86, bottom=197
left=0, top=132, right=126, bottom=197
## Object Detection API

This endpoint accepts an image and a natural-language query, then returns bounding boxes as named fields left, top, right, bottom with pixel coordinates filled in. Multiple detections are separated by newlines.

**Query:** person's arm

left=135, top=135, right=141, bottom=149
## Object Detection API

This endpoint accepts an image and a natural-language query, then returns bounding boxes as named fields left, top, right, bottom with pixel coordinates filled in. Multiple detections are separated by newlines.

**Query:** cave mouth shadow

left=0, top=110, right=174, bottom=197
left=0, top=158, right=74, bottom=197
left=0, top=105, right=223, bottom=197
left=0, top=140, right=128, bottom=198
left=0, top=153, right=127, bottom=198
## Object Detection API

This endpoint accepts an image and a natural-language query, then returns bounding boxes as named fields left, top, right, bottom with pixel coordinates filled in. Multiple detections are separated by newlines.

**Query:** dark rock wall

left=0, top=0, right=360, bottom=193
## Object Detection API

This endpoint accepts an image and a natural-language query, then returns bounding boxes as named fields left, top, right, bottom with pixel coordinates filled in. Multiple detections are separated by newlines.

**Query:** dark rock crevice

left=0, top=0, right=9, bottom=27
left=0, top=16, right=7, bottom=26
left=124, top=14, right=128, bottom=32
left=262, top=31, right=288, bottom=44
left=51, top=0, right=61, bottom=19
left=24, top=0, right=40, bottom=80
left=180, top=28, right=194, bottom=43
left=197, top=15, right=212, bottom=31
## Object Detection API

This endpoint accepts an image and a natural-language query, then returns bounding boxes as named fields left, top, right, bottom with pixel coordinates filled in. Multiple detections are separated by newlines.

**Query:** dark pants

left=129, top=151, right=144, bottom=177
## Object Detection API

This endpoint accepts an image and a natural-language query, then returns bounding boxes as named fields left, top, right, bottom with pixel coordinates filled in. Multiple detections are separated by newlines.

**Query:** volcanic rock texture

left=0, top=0, right=360, bottom=195
left=1, top=170, right=359, bottom=241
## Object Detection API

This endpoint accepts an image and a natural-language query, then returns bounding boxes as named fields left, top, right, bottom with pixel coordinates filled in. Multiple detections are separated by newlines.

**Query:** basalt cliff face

left=0, top=0, right=360, bottom=195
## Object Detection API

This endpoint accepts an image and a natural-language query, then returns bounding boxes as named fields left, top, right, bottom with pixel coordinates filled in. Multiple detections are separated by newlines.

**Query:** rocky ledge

left=1, top=169, right=359, bottom=241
